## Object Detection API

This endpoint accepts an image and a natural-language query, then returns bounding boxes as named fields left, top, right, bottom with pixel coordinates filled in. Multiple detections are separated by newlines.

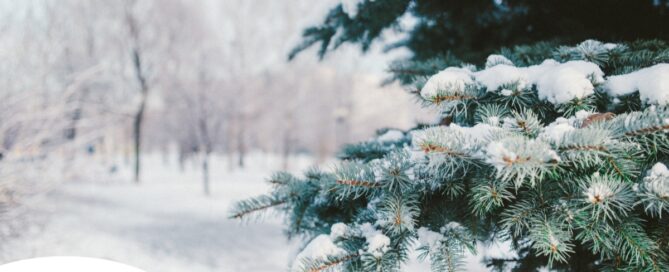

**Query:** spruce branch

left=418, top=142, right=467, bottom=157
left=501, top=199, right=545, bottom=237
left=504, top=109, right=543, bottom=138
left=636, top=164, right=669, bottom=218
left=331, top=161, right=380, bottom=199
left=234, top=39, right=669, bottom=271
left=417, top=223, right=476, bottom=272
left=375, top=150, right=414, bottom=193
left=229, top=195, right=287, bottom=219
left=377, top=194, right=419, bottom=236
left=298, top=253, right=360, bottom=272
left=528, top=217, right=574, bottom=266
left=469, top=179, right=514, bottom=216
left=580, top=112, right=616, bottom=128
left=483, top=135, right=559, bottom=187
left=335, top=179, right=381, bottom=188
left=580, top=174, right=634, bottom=223
left=625, top=124, right=669, bottom=137
left=267, top=171, right=297, bottom=186
left=610, top=219, right=663, bottom=268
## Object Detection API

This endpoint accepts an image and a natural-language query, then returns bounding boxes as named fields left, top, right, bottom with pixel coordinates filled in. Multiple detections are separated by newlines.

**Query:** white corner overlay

left=0, top=256, right=146, bottom=272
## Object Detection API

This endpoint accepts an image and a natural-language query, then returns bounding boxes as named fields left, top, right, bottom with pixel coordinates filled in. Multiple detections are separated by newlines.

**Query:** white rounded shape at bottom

left=0, top=256, right=146, bottom=272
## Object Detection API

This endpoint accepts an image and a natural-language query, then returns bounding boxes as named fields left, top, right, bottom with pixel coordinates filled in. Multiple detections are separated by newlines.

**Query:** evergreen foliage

left=290, top=0, right=669, bottom=63
left=232, top=40, right=669, bottom=271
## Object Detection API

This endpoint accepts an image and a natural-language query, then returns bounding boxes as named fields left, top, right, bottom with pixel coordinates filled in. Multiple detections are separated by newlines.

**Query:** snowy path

left=0, top=157, right=303, bottom=272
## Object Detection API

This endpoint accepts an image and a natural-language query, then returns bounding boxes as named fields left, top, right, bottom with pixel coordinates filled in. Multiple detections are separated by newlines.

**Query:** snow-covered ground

left=0, top=154, right=511, bottom=271
left=0, top=154, right=315, bottom=272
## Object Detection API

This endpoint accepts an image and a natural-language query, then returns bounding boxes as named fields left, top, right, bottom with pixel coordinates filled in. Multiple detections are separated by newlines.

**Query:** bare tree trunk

left=202, top=152, right=210, bottom=196
left=197, top=110, right=212, bottom=196
left=225, top=125, right=235, bottom=171
left=131, top=48, right=148, bottom=183
left=133, top=97, right=146, bottom=183
left=125, top=1, right=149, bottom=184
left=236, top=121, right=245, bottom=168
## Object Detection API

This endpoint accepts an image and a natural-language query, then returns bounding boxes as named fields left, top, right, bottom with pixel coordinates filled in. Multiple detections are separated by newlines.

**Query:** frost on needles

left=231, top=40, right=669, bottom=271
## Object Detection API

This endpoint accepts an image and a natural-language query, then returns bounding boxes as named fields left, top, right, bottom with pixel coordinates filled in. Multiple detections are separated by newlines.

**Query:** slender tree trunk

left=133, top=98, right=146, bottom=183
left=237, top=122, right=245, bottom=168
left=202, top=152, right=210, bottom=196
left=124, top=3, right=149, bottom=184
left=131, top=48, right=148, bottom=183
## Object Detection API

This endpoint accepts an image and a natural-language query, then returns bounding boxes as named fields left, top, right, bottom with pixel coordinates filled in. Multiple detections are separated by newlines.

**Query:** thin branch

left=625, top=124, right=669, bottom=136
left=419, top=143, right=467, bottom=157
left=336, top=179, right=382, bottom=188
left=431, top=95, right=476, bottom=104
left=308, top=253, right=359, bottom=272
left=230, top=199, right=287, bottom=219
left=559, top=145, right=608, bottom=152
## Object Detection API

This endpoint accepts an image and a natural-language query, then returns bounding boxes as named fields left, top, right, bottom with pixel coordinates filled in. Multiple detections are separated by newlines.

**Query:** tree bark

left=236, top=121, right=245, bottom=168
left=202, top=152, right=210, bottom=196
left=131, top=48, right=148, bottom=183
left=133, top=98, right=146, bottom=183
left=124, top=2, right=148, bottom=184
left=197, top=108, right=212, bottom=196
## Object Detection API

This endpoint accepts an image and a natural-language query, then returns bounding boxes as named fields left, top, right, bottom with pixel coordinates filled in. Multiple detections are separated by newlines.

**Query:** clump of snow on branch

left=359, top=223, right=390, bottom=258
left=475, top=60, right=603, bottom=104
left=377, top=129, right=404, bottom=143
left=330, top=223, right=349, bottom=240
left=415, top=222, right=463, bottom=250
left=341, top=0, right=365, bottom=17
left=472, top=60, right=558, bottom=93
left=424, top=56, right=607, bottom=104
left=602, top=43, right=618, bottom=50
left=449, top=123, right=498, bottom=144
left=500, top=89, right=514, bottom=96
left=484, top=142, right=520, bottom=170
left=483, top=138, right=559, bottom=171
left=539, top=118, right=576, bottom=144
left=484, top=54, right=514, bottom=68
left=586, top=182, right=614, bottom=204
left=534, top=61, right=604, bottom=104
left=604, top=64, right=669, bottom=105
left=647, top=163, right=669, bottom=180
left=522, top=59, right=561, bottom=81
left=412, top=123, right=497, bottom=154
left=293, top=235, right=346, bottom=270
left=416, top=227, right=444, bottom=249
left=420, top=67, right=475, bottom=99
left=573, top=110, right=594, bottom=121
left=578, top=39, right=618, bottom=51
left=538, top=110, right=595, bottom=144
left=643, top=163, right=669, bottom=198
left=443, top=221, right=464, bottom=231
left=474, top=64, right=528, bottom=91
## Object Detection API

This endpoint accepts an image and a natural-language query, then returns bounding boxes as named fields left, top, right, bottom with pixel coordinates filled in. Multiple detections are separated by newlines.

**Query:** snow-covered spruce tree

left=231, top=40, right=669, bottom=271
